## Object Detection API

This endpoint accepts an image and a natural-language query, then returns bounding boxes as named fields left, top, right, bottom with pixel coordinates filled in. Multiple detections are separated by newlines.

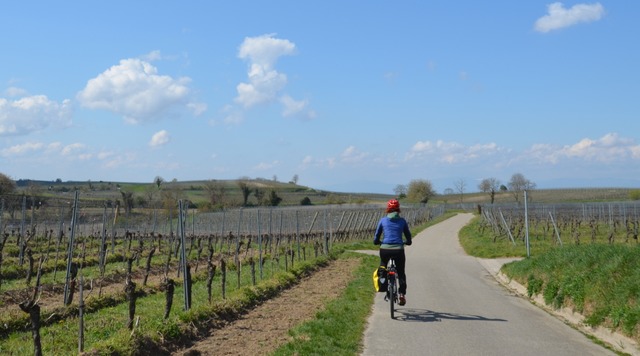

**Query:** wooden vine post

left=63, top=191, right=79, bottom=306
left=178, top=200, right=191, bottom=311
left=206, top=245, right=216, bottom=304
left=125, top=254, right=137, bottom=330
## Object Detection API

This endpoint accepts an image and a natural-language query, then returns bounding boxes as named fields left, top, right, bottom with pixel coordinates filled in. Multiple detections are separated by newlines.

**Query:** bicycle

left=384, top=257, right=398, bottom=319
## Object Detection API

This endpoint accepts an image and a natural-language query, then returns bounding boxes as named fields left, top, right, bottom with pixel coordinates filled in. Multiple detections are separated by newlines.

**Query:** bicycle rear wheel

left=389, top=275, right=396, bottom=319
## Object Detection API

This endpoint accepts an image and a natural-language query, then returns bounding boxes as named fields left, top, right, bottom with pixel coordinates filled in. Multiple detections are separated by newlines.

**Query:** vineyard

left=479, top=201, right=640, bottom=252
left=0, top=192, right=437, bottom=355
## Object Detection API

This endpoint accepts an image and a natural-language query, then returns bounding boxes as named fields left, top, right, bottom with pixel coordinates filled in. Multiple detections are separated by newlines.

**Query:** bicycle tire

left=389, top=274, right=395, bottom=319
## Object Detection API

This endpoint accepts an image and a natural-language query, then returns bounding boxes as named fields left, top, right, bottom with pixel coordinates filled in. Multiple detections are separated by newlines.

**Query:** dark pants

left=379, top=249, right=407, bottom=295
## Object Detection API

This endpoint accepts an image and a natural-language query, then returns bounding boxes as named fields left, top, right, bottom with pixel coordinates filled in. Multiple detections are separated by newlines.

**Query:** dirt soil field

left=175, top=258, right=361, bottom=356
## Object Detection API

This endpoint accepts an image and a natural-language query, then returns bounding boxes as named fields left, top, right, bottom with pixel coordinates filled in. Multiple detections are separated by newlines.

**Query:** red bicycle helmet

left=386, top=199, right=400, bottom=212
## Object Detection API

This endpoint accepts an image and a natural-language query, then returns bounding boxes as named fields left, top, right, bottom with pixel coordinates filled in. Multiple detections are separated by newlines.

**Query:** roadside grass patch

left=272, top=253, right=378, bottom=356
left=501, top=243, right=640, bottom=339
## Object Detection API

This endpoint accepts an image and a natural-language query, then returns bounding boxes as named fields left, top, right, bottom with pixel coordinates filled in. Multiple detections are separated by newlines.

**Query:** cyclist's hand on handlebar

left=405, top=240, right=412, bottom=246
left=373, top=239, right=381, bottom=245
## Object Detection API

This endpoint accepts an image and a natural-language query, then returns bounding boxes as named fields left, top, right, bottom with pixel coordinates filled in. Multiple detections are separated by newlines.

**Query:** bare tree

left=291, top=174, right=299, bottom=185
left=478, top=177, right=501, bottom=204
left=407, top=179, right=435, bottom=204
left=508, top=173, right=536, bottom=203
left=161, top=179, right=184, bottom=211
left=203, top=180, right=226, bottom=208
left=120, top=191, right=135, bottom=215
left=393, top=184, right=407, bottom=198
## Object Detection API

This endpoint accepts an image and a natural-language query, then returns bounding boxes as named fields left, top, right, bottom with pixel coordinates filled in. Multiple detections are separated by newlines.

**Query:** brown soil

left=174, top=258, right=361, bottom=356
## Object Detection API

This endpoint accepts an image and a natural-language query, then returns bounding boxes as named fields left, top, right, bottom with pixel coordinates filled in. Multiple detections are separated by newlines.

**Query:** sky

left=1, top=1, right=639, bottom=194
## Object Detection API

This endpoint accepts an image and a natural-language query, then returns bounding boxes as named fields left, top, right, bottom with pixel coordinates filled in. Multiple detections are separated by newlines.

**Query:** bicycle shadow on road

left=393, top=308, right=507, bottom=323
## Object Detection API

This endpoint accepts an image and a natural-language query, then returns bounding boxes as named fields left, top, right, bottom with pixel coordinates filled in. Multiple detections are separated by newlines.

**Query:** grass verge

left=272, top=252, right=378, bottom=356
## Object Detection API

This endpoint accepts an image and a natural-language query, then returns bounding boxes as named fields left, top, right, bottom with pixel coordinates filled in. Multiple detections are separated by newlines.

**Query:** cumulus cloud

left=228, top=34, right=313, bottom=122
left=0, top=95, right=72, bottom=136
left=149, top=130, right=170, bottom=148
left=526, top=133, right=640, bottom=163
left=235, top=34, right=295, bottom=108
left=77, top=57, right=203, bottom=124
left=280, top=95, right=316, bottom=120
left=341, top=146, right=369, bottom=164
left=407, top=140, right=503, bottom=164
left=534, top=2, right=605, bottom=33
left=0, top=141, right=44, bottom=157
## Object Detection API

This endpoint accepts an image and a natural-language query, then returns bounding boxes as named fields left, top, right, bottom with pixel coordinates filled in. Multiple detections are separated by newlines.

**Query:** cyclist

left=373, top=199, right=412, bottom=305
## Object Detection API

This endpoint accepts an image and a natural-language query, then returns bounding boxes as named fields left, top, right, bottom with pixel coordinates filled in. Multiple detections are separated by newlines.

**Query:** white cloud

left=253, top=160, right=280, bottom=170
left=223, top=111, right=245, bottom=125
left=61, top=143, right=86, bottom=156
left=280, top=95, right=315, bottom=120
left=149, top=130, right=170, bottom=148
left=4, top=87, right=28, bottom=97
left=300, top=155, right=336, bottom=169
left=0, top=95, right=72, bottom=136
left=528, top=133, right=639, bottom=163
left=534, top=2, right=605, bottom=33
left=341, top=146, right=369, bottom=164
left=234, top=34, right=296, bottom=108
left=77, top=58, right=194, bottom=124
left=407, top=140, right=504, bottom=164
left=1, top=141, right=44, bottom=157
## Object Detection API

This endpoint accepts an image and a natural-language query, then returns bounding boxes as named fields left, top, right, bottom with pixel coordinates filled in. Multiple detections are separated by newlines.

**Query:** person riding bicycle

left=373, top=198, right=412, bottom=305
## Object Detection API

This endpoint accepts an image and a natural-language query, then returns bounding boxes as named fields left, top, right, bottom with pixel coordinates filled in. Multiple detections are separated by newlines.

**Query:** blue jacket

left=374, top=214, right=412, bottom=246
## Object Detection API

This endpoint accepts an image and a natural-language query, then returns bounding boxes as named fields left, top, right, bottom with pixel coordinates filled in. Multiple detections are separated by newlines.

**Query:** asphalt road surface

left=361, top=213, right=617, bottom=356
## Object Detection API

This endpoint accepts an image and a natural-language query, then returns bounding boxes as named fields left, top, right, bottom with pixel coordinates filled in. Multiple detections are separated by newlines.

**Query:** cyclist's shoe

left=399, top=294, right=406, bottom=306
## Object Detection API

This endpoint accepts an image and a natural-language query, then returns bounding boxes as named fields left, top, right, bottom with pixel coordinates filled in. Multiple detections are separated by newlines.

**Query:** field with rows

left=0, top=185, right=437, bottom=355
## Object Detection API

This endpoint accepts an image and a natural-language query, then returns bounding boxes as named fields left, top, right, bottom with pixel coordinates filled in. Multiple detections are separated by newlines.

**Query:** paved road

left=361, top=213, right=616, bottom=356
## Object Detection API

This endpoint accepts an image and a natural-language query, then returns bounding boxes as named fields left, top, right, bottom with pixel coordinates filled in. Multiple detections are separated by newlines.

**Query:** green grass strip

left=272, top=253, right=378, bottom=356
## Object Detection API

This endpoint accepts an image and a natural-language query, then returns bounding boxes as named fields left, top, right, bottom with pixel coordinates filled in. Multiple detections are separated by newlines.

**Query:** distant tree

left=268, top=190, right=282, bottom=206
left=443, top=188, right=454, bottom=195
left=478, top=177, right=501, bottom=204
left=237, top=179, right=253, bottom=206
left=154, top=176, right=164, bottom=189
left=407, top=179, right=435, bottom=204
left=143, top=185, right=159, bottom=208
left=508, top=173, right=536, bottom=203
left=300, top=196, right=312, bottom=206
left=454, top=178, right=466, bottom=205
left=254, top=188, right=265, bottom=205
left=272, top=175, right=278, bottom=182
left=394, top=184, right=407, bottom=198
left=0, top=173, right=17, bottom=196
left=291, top=174, right=299, bottom=185
left=203, top=180, right=226, bottom=208
left=120, top=190, right=135, bottom=214
left=161, top=179, right=184, bottom=211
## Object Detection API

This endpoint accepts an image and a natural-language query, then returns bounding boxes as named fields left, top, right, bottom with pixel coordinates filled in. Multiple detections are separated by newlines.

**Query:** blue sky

left=1, top=1, right=639, bottom=194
